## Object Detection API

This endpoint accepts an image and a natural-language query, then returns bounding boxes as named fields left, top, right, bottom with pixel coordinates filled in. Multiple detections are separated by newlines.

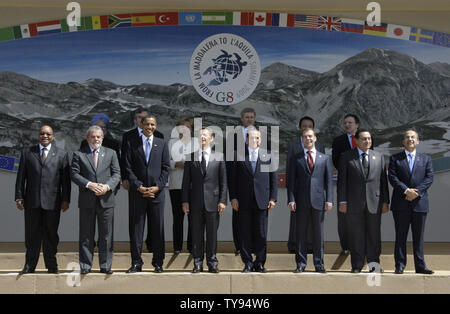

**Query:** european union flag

left=0, top=155, right=16, bottom=171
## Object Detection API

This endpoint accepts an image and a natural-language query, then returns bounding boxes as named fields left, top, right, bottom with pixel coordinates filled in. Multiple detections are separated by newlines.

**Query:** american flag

left=293, top=14, right=320, bottom=29
left=318, top=16, right=342, bottom=31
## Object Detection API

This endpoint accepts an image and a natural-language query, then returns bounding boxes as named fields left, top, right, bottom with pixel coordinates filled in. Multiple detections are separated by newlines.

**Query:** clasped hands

left=405, top=188, right=419, bottom=201
left=138, top=186, right=160, bottom=198
left=88, top=182, right=109, bottom=196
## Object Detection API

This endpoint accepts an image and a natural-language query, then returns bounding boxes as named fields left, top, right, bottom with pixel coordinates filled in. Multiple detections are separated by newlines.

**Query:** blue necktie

left=408, top=153, right=414, bottom=172
left=145, top=138, right=151, bottom=163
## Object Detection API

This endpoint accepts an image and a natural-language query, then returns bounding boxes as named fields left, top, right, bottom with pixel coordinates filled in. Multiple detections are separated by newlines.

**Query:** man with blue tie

left=288, top=128, right=333, bottom=273
left=388, top=130, right=434, bottom=274
left=229, top=128, right=278, bottom=273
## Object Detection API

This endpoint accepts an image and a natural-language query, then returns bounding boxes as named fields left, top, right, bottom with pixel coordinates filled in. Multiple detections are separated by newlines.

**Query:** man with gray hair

left=71, top=125, right=121, bottom=274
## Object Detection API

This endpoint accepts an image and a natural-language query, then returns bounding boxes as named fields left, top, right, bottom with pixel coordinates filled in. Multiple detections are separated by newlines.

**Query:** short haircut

left=86, top=125, right=104, bottom=138
left=344, top=114, right=360, bottom=125
left=176, top=117, right=194, bottom=131
left=240, top=107, right=256, bottom=118
left=246, top=127, right=260, bottom=139
left=141, top=115, right=157, bottom=124
left=301, top=127, right=316, bottom=136
left=134, top=107, right=148, bottom=117
left=200, top=127, right=214, bottom=138
left=355, top=128, right=371, bottom=139
left=404, top=129, right=419, bottom=139
left=298, top=116, right=315, bottom=128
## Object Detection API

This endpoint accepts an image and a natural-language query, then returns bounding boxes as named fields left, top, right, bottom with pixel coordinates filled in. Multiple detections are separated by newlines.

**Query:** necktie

left=351, top=135, right=357, bottom=149
left=201, top=151, right=207, bottom=175
left=93, top=149, right=98, bottom=168
left=251, top=150, right=257, bottom=174
left=307, top=151, right=314, bottom=172
left=408, top=153, right=414, bottom=172
left=145, top=138, right=151, bottom=163
left=41, top=147, right=47, bottom=163
left=362, top=152, right=369, bottom=177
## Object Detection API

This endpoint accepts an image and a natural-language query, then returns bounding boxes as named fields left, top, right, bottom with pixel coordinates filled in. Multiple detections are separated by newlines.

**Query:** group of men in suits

left=14, top=109, right=435, bottom=275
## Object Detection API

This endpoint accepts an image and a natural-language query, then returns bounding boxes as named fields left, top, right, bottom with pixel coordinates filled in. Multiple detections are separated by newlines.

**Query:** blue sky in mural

left=0, top=25, right=449, bottom=85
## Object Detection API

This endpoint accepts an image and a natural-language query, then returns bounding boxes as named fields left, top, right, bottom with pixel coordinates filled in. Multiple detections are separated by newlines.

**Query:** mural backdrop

left=0, top=12, right=449, bottom=173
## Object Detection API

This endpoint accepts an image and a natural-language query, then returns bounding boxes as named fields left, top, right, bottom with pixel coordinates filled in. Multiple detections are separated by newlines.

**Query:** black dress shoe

left=294, top=266, right=305, bottom=273
left=369, top=267, right=384, bottom=273
left=80, top=269, right=90, bottom=275
left=341, top=250, right=350, bottom=256
left=100, top=269, right=113, bottom=275
left=47, top=268, right=59, bottom=274
left=253, top=265, right=267, bottom=273
left=242, top=265, right=253, bottom=273
left=192, top=265, right=203, bottom=273
left=315, top=266, right=327, bottom=273
left=416, top=268, right=434, bottom=275
left=395, top=267, right=404, bottom=274
left=174, top=250, right=181, bottom=255
left=154, top=266, right=164, bottom=273
left=235, top=250, right=241, bottom=256
left=19, top=266, right=35, bottom=275
left=126, top=265, right=142, bottom=273
left=351, top=268, right=362, bottom=273
left=208, top=267, right=219, bottom=274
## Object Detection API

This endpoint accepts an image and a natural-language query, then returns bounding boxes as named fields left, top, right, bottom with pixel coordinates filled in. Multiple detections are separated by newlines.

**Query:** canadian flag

left=239, top=12, right=272, bottom=26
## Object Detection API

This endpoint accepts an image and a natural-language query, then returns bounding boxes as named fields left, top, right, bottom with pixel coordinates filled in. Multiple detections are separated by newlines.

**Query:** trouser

left=191, top=208, right=220, bottom=268
left=295, top=207, right=325, bottom=268
left=170, top=189, right=192, bottom=252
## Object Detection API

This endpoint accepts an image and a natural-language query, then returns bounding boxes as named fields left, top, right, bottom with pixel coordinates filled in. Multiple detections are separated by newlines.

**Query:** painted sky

left=0, top=25, right=449, bottom=85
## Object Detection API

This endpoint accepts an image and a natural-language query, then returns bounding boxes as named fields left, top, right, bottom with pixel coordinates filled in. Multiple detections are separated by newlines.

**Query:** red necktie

left=351, top=135, right=357, bottom=149
left=307, top=151, right=314, bottom=172
left=93, top=149, right=98, bottom=168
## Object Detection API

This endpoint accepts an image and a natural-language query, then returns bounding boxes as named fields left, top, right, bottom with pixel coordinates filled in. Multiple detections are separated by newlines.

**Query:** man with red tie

left=332, top=114, right=360, bottom=256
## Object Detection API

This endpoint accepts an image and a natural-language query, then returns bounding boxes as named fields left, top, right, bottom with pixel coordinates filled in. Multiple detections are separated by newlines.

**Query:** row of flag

left=0, top=155, right=19, bottom=172
left=0, top=11, right=448, bottom=48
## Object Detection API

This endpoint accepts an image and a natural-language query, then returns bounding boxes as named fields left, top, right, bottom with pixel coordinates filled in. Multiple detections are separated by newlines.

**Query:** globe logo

left=190, top=33, right=261, bottom=105
left=203, top=50, right=248, bottom=86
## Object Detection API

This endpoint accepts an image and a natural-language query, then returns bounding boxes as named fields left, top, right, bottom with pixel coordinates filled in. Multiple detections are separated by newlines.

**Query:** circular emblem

left=189, top=33, right=261, bottom=105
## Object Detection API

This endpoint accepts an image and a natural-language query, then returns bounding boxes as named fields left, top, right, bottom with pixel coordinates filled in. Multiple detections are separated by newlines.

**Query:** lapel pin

left=372, top=156, right=376, bottom=160
left=101, top=154, right=105, bottom=157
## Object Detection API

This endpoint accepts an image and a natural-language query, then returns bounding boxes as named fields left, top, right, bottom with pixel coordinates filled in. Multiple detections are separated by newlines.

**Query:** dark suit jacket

left=71, top=145, right=121, bottom=209
left=15, top=145, right=71, bottom=210
left=388, top=152, right=433, bottom=213
left=338, top=149, right=389, bottom=214
left=181, top=151, right=227, bottom=212
left=121, top=127, right=164, bottom=180
left=228, top=149, right=278, bottom=210
left=287, top=150, right=333, bottom=211
left=123, top=135, right=170, bottom=203
left=332, top=133, right=375, bottom=169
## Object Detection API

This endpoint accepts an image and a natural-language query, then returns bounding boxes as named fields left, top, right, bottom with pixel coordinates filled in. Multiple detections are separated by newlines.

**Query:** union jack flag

left=318, top=16, right=342, bottom=31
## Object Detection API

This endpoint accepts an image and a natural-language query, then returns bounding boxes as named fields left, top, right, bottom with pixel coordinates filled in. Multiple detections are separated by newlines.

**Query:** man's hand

left=16, top=200, right=24, bottom=211
left=324, top=202, right=333, bottom=211
left=175, top=161, right=184, bottom=169
left=381, top=202, right=389, bottom=214
left=231, top=199, right=239, bottom=211
left=218, top=203, right=226, bottom=214
left=61, top=201, right=70, bottom=212
left=288, top=202, right=296, bottom=212
left=339, top=203, right=347, bottom=213
left=405, top=188, right=419, bottom=201
left=95, top=184, right=109, bottom=196
left=88, top=182, right=103, bottom=195
left=122, top=180, right=130, bottom=191
left=267, top=200, right=276, bottom=211
left=182, top=202, right=189, bottom=214
left=138, top=186, right=153, bottom=198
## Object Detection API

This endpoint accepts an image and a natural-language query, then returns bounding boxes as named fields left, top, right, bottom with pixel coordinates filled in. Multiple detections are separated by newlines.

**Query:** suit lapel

left=244, top=151, right=254, bottom=176
left=96, top=147, right=106, bottom=171
left=351, top=149, right=366, bottom=180
left=411, top=153, right=421, bottom=178
left=31, top=145, right=42, bottom=165
left=299, top=152, right=311, bottom=175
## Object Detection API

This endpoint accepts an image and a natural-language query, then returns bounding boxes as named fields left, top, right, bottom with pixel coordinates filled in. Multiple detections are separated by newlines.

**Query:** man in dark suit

left=71, top=125, right=121, bottom=274
left=229, top=128, right=278, bottom=273
left=286, top=116, right=326, bottom=253
left=288, top=128, right=333, bottom=273
left=338, top=129, right=389, bottom=273
left=121, top=107, right=164, bottom=253
left=182, top=127, right=227, bottom=273
left=388, top=130, right=434, bottom=275
left=332, top=114, right=360, bottom=255
left=124, top=116, right=170, bottom=273
left=15, top=125, right=71, bottom=274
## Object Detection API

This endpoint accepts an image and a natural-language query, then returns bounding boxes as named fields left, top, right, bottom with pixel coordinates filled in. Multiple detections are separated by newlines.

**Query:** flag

left=156, top=12, right=178, bottom=25
left=318, top=16, right=342, bottom=31
left=60, top=18, right=84, bottom=32
left=341, top=18, right=364, bottom=34
left=271, top=13, right=295, bottom=27
left=89, top=16, right=109, bottom=30
left=433, top=32, right=450, bottom=48
left=386, top=24, right=411, bottom=40
left=201, top=12, right=233, bottom=25
left=108, top=14, right=132, bottom=28
left=179, top=12, right=202, bottom=25
left=293, top=14, right=320, bottom=29
left=364, top=22, right=387, bottom=37
left=36, top=20, right=61, bottom=36
left=252, top=12, right=272, bottom=26
left=232, top=12, right=242, bottom=25
left=0, top=27, right=14, bottom=42
left=13, top=24, right=36, bottom=39
left=0, top=155, right=17, bottom=171
left=409, top=28, right=434, bottom=44
left=132, top=13, right=157, bottom=26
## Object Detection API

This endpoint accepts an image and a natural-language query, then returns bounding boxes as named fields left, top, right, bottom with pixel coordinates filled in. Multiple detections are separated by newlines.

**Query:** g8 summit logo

left=190, top=33, right=261, bottom=105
